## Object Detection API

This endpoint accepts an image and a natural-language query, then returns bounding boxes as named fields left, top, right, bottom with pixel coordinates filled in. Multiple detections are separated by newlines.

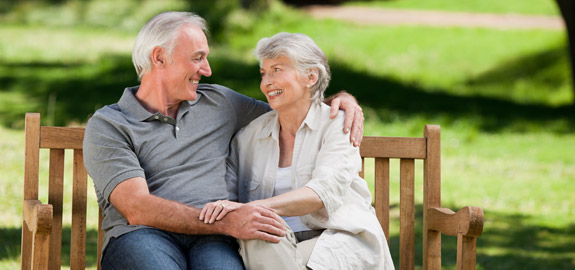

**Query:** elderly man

left=83, top=11, right=364, bottom=269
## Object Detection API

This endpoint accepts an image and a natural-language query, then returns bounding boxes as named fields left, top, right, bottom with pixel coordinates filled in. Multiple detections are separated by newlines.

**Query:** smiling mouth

left=268, top=89, right=283, bottom=97
left=190, top=80, right=199, bottom=85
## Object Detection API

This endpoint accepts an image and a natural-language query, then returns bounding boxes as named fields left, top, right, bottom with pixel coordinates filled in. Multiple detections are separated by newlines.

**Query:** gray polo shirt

left=83, top=84, right=270, bottom=251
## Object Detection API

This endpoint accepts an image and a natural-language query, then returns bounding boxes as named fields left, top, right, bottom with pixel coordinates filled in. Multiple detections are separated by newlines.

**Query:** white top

left=273, top=166, right=312, bottom=233
left=226, top=103, right=394, bottom=270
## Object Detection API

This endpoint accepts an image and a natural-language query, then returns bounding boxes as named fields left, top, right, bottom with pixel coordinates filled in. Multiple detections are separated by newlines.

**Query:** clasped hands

left=200, top=200, right=286, bottom=243
left=200, top=200, right=244, bottom=224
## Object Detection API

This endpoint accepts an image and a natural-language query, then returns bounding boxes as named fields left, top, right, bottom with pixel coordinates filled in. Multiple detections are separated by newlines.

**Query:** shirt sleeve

left=225, top=134, right=240, bottom=202
left=304, top=112, right=363, bottom=218
left=83, top=112, right=145, bottom=206
left=219, top=85, right=271, bottom=131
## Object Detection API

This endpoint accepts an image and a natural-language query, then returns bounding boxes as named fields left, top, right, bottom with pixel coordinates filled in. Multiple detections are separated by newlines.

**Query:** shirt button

left=154, top=116, right=159, bottom=119
left=176, top=126, right=180, bottom=131
left=163, top=117, right=168, bottom=121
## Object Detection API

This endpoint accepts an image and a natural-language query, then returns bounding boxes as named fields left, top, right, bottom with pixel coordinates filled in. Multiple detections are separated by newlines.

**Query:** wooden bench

left=21, top=112, right=484, bottom=269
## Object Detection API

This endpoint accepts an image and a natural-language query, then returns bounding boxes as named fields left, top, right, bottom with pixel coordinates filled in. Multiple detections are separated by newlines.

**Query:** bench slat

left=361, top=136, right=426, bottom=159
left=97, top=209, right=104, bottom=270
left=22, top=113, right=41, bottom=270
left=40, top=126, right=85, bottom=150
left=48, top=149, right=64, bottom=270
left=400, top=159, right=415, bottom=270
left=374, top=157, right=390, bottom=244
left=424, top=125, right=442, bottom=269
left=71, top=150, right=87, bottom=269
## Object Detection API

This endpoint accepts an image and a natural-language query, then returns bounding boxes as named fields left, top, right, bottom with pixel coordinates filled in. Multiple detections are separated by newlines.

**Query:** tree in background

left=555, top=0, right=575, bottom=107
left=185, top=0, right=272, bottom=43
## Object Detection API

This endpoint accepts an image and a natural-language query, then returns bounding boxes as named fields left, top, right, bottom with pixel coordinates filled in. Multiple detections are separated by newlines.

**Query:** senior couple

left=83, top=11, right=394, bottom=270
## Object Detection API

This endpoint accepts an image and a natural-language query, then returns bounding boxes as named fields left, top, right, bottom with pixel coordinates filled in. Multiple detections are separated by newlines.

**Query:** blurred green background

left=1, top=0, right=574, bottom=269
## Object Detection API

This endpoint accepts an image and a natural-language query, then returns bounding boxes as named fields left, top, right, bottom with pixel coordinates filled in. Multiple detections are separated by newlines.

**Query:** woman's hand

left=199, top=200, right=243, bottom=224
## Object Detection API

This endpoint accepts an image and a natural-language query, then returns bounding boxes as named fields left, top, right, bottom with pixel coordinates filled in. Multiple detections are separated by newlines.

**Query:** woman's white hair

left=255, top=32, right=331, bottom=104
left=132, top=11, right=208, bottom=80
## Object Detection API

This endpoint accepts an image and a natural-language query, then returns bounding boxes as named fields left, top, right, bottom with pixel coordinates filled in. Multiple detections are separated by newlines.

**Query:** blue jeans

left=101, top=228, right=245, bottom=270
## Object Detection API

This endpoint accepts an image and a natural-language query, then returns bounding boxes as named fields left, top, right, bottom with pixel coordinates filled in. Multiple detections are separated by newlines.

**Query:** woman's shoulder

left=317, top=103, right=346, bottom=131
left=235, top=110, right=277, bottom=139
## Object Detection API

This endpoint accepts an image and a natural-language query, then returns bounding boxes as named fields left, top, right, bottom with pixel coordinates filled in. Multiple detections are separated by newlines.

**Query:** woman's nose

left=262, top=73, right=273, bottom=85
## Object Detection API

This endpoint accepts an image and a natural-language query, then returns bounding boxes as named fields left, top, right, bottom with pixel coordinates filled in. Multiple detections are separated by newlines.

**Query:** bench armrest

left=23, top=200, right=53, bottom=234
left=22, top=200, right=53, bottom=270
left=427, top=206, right=484, bottom=269
left=427, top=206, right=484, bottom=237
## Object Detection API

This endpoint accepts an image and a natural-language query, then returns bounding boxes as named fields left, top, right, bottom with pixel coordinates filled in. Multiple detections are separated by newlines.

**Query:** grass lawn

left=1, top=1, right=574, bottom=269
left=347, top=0, right=561, bottom=16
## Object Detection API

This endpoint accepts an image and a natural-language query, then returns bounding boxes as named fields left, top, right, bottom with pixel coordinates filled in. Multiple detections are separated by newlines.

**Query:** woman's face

left=260, top=55, right=311, bottom=113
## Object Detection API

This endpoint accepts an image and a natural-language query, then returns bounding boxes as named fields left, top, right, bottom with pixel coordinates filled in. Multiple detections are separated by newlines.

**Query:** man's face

left=163, top=25, right=212, bottom=102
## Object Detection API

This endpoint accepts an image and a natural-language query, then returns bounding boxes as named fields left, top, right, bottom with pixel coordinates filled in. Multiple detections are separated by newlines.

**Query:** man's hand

left=325, top=91, right=364, bottom=146
left=221, top=204, right=286, bottom=243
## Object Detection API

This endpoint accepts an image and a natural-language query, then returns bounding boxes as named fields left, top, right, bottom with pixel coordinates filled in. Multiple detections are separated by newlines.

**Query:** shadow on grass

left=0, top=55, right=138, bottom=128
left=467, top=45, right=569, bottom=91
left=329, top=61, right=574, bottom=134
left=0, top=49, right=573, bottom=132
left=0, top=226, right=100, bottom=268
left=384, top=204, right=575, bottom=269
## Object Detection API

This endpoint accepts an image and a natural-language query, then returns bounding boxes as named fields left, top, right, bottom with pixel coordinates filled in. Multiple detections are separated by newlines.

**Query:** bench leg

left=456, top=233, right=477, bottom=270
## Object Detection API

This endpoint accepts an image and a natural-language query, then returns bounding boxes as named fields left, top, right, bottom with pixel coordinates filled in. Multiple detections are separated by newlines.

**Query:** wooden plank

left=31, top=233, right=50, bottom=270
left=423, top=125, right=442, bottom=270
left=40, top=127, right=85, bottom=149
left=457, top=235, right=477, bottom=270
left=24, top=114, right=41, bottom=200
left=97, top=209, right=104, bottom=270
left=23, top=113, right=41, bottom=270
left=48, top=149, right=64, bottom=270
left=427, top=207, right=484, bottom=237
left=374, top=158, right=390, bottom=243
left=400, top=159, right=415, bottom=270
left=70, top=150, right=87, bottom=270
left=360, top=136, right=426, bottom=159
left=360, top=157, right=365, bottom=178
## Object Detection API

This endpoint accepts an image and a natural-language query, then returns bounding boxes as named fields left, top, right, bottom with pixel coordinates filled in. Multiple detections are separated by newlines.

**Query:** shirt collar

left=257, top=102, right=324, bottom=140
left=117, top=85, right=201, bottom=124
left=257, top=111, right=280, bottom=140
left=302, top=102, right=323, bottom=131
left=117, top=86, right=152, bottom=122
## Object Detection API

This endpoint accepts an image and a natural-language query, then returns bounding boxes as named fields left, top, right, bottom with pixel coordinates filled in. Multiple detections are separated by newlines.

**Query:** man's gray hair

left=255, top=32, right=331, bottom=103
left=132, top=11, right=208, bottom=80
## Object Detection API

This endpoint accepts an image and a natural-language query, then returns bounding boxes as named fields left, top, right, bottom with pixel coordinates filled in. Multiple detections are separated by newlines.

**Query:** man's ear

left=151, top=46, right=166, bottom=67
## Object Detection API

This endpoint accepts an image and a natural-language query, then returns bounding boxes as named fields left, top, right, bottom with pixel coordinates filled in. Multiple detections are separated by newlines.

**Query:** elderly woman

left=200, top=32, right=394, bottom=270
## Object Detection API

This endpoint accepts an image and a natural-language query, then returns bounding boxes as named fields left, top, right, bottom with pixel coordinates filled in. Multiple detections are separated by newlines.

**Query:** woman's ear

left=306, top=68, right=319, bottom=87
left=151, top=46, right=166, bottom=68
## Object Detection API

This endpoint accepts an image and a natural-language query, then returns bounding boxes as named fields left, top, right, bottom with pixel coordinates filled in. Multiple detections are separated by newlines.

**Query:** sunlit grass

left=0, top=25, right=135, bottom=63
left=347, top=0, right=560, bottom=16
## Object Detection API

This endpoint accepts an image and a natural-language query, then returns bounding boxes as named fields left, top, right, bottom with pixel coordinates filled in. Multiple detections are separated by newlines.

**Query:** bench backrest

left=360, top=125, right=441, bottom=270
